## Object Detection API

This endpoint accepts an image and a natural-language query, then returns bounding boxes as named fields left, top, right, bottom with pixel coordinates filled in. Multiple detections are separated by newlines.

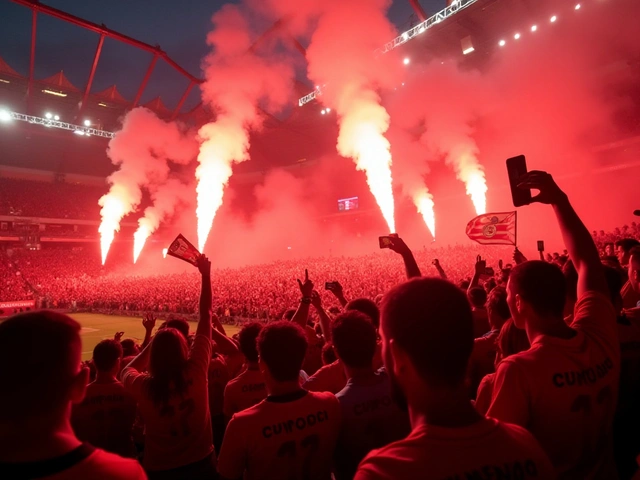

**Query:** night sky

left=0, top=0, right=445, bottom=110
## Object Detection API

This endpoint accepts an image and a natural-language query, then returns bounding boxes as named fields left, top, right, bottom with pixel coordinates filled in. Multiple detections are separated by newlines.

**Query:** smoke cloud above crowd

left=98, top=0, right=640, bottom=267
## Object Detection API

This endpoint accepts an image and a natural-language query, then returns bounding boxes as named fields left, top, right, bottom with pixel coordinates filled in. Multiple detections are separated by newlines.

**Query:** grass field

left=70, top=313, right=242, bottom=361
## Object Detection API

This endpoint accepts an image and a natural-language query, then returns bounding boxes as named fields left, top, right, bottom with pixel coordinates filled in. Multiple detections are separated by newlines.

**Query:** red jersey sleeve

left=486, top=359, right=530, bottom=427
left=571, top=291, right=618, bottom=358
left=217, top=414, right=247, bottom=480
left=121, top=367, right=146, bottom=398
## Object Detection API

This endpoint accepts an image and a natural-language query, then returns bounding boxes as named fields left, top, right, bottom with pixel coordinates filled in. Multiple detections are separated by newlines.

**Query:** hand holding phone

left=379, top=233, right=399, bottom=249
left=506, top=155, right=532, bottom=207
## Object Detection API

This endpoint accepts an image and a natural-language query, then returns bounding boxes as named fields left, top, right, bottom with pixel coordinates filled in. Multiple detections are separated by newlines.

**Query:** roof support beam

left=132, top=54, right=159, bottom=108
left=409, top=0, right=428, bottom=22
left=170, top=81, right=196, bottom=120
left=79, top=33, right=105, bottom=115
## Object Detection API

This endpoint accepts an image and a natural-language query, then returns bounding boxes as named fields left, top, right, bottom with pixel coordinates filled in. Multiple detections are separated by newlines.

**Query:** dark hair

left=603, top=265, right=623, bottom=306
left=282, top=309, right=296, bottom=321
left=238, top=322, right=262, bottom=363
left=331, top=311, right=377, bottom=368
left=630, top=246, right=640, bottom=259
left=0, top=311, right=81, bottom=419
left=381, top=278, right=473, bottom=388
left=467, top=287, right=487, bottom=308
left=615, top=238, right=640, bottom=253
left=93, top=339, right=123, bottom=372
left=459, top=280, right=471, bottom=290
left=345, top=298, right=380, bottom=329
left=120, top=338, right=138, bottom=357
left=510, top=261, right=566, bottom=318
left=563, top=260, right=579, bottom=302
left=147, top=328, right=189, bottom=406
left=496, top=318, right=530, bottom=361
left=165, top=318, right=189, bottom=340
left=487, top=286, right=510, bottom=322
left=257, top=321, right=307, bottom=382
left=322, top=342, right=337, bottom=365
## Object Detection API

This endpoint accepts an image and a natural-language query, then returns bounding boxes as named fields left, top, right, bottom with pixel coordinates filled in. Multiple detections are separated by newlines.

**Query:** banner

left=0, top=300, right=35, bottom=317
left=466, top=211, right=517, bottom=246
left=167, top=234, right=200, bottom=266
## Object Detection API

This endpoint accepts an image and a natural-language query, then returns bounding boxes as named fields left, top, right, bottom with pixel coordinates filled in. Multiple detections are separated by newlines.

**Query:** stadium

left=1, top=0, right=640, bottom=478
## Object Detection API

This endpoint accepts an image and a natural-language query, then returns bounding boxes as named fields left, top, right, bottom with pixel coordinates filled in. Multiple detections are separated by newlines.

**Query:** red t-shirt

left=355, top=417, right=555, bottom=479
left=468, top=329, right=499, bottom=398
left=0, top=443, right=146, bottom=480
left=303, top=361, right=347, bottom=394
left=71, top=380, right=137, bottom=458
left=122, top=334, right=214, bottom=471
left=487, top=291, right=619, bottom=478
left=218, top=390, right=342, bottom=480
left=208, top=354, right=230, bottom=418
left=223, top=366, right=267, bottom=419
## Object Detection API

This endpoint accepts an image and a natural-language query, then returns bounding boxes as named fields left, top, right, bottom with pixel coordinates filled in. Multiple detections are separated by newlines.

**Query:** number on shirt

left=276, top=434, right=321, bottom=480
left=570, top=385, right=613, bottom=472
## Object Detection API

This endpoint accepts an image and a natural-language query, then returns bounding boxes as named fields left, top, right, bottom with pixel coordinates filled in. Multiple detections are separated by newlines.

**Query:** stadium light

left=42, top=89, right=67, bottom=97
left=0, top=109, right=11, bottom=122
left=45, top=112, right=52, bottom=119
left=499, top=39, right=506, bottom=47
left=84, top=119, right=91, bottom=126
left=73, top=130, right=85, bottom=136
left=403, top=57, right=410, bottom=65
left=514, top=33, right=521, bottom=40
left=531, top=25, right=538, bottom=32
left=550, top=15, right=557, bottom=22
left=575, top=4, right=581, bottom=10
left=0, top=79, right=10, bottom=84
left=53, top=115, right=60, bottom=121
left=326, top=108, right=331, bottom=113
left=321, top=109, right=326, bottom=115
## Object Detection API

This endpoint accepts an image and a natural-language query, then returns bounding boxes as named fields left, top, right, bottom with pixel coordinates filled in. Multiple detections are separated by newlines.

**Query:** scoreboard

left=338, top=197, right=358, bottom=212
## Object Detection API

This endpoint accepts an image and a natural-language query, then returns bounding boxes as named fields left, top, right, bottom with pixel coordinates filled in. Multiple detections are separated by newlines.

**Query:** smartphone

left=325, top=281, right=337, bottom=290
left=506, top=155, right=532, bottom=207
left=379, top=233, right=398, bottom=249
left=537, top=240, right=545, bottom=252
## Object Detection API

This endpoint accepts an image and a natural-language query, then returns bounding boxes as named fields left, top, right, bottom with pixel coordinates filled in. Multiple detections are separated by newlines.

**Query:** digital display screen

left=338, top=197, right=358, bottom=211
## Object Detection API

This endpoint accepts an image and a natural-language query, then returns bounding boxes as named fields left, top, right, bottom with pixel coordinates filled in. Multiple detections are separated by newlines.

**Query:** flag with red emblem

left=466, top=211, right=517, bottom=246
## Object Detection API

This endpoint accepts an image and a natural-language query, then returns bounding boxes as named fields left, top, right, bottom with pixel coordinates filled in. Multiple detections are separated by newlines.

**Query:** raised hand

left=327, top=281, right=344, bottom=297
left=114, top=331, right=125, bottom=341
left=142, top=313, right=156, bottom=332
left=498, top=259, right=504, bottom=270
left=197, top=254, right=211, bottom=277
left=297, top=269, right=314, bottom=298
left=432, top=259, right=440, bottom=267
left=517, top=171, right=567, bottom=206
left=388, top=236, right=411, bottom=256
left=311, top=290, right=322, bottom=309
left=513, top=248, right=527, bottom=265
left=474, top=255, right=487, bottom=274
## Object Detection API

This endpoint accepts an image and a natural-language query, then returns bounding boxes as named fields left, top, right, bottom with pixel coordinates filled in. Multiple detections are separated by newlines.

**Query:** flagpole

left=514, top=211, right=518, bottom=249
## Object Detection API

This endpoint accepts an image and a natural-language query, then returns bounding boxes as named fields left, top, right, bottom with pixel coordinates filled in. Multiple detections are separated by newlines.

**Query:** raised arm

left=468, top=255, right=485, bottom=292
left=311, top=290, right=333, bottom=342
left=327, top=281, right=348, bottom=308
left=518, top=171, right=607, bottom=297
left=196, top=254, right=213, bottom=339
left=389, top=237, right=421, bottom=279
left=291, top=269, right=314, bottom=329
left=212, top=327, right=239, bottom=356
left=432, top=259, right=448, bottom=280
left=141, top=313, right=156, bottom=348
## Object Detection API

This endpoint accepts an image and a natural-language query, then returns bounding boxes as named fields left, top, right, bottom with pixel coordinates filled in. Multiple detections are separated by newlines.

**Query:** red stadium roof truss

left=10, top=0, right=204, bottom=120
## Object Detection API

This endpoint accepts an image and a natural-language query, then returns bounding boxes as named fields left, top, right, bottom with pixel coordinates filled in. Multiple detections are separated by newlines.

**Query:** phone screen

left=506, top=155, right=532, bottom=207
left=379, top=236, right=393, bottom=249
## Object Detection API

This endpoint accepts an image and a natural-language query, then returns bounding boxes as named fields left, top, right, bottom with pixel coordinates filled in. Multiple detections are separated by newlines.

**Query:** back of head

left=346, top=298, right=380, bottom=330
left=562, top=260, right=578, bottom=303
left=615, top=238, right=640, bottom=254
left=148, top=328, right=189, bottom=405
left=602, top=265, right=623, bottom=312
left=120, top=338, right=139, bottom=357
left=165, top=318, right=190, bottom=340
left=93, top=339, right=123, bottom=373
left=331, top=311, right=377, bottom=369
left=381, top=278, right=473, bottom=389
left=257, top=321, right=307, bottom=382
left=467, top=287, right=487, bottom=308
left=487, top=286, right=510, bottom=325
left=282, top=309, right=296, bottom=321
left=496, top=318, right=530, bottom=364
left=509, top=261, right=566, bottom=318
left=238, top=322, right=262, bottom=363
left=0, top=311, right=81, bottom=422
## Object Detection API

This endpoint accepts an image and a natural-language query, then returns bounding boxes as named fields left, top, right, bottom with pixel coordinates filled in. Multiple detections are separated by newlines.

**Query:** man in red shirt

left=72, top=339, right=138, bottom=458
left=355, top=277, right=554, bottom=479
left=0, top=311, right=146, bottom=479
left=487, top=171, right=619, bottom=478
left=218, top=321, right=342, bottom=480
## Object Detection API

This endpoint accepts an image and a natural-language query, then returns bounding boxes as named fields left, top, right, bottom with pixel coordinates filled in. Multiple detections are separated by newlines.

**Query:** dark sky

left=0, top=0, right=445, bottom=110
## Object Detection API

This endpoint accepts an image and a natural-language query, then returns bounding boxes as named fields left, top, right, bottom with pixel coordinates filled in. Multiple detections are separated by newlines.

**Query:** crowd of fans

left=1, top=170, right=640, bottom=480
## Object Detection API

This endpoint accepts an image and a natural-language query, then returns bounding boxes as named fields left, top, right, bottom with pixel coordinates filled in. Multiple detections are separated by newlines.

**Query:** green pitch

left=70, top=313, right=242, bottom=361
